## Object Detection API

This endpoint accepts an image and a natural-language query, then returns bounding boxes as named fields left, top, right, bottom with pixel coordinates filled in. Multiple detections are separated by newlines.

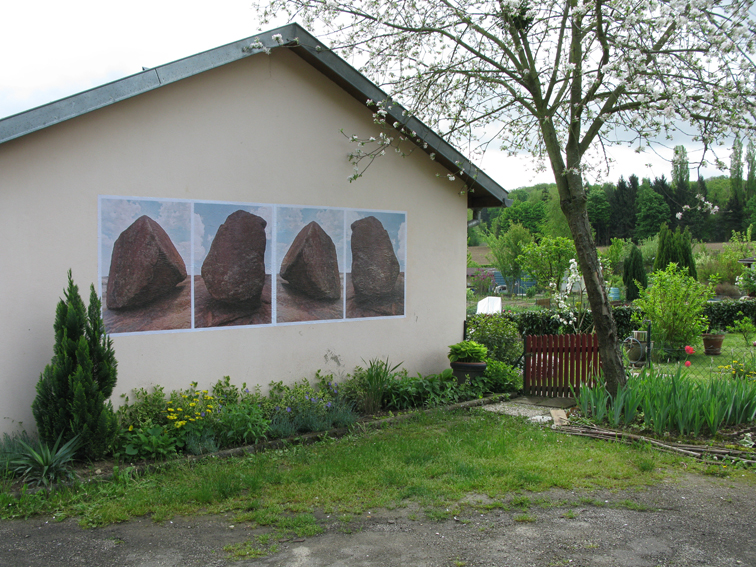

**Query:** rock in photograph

left=350, top=215, right=400, bottom=299
left=201, top=210, right=267, bottom=305
left=280, top=221, right=341, bottom=300
left=106, top=215, right=187, bottom=310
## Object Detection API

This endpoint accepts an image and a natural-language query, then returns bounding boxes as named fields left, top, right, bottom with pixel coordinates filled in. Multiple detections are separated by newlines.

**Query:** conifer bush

left=32, top=271, right=118, bottom=460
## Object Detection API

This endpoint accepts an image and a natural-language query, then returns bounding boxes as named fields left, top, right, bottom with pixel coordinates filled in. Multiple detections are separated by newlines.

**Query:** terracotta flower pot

left=702, top=333, right=725, bottom=356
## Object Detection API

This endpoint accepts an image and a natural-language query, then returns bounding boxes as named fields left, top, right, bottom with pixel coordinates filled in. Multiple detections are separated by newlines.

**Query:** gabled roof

left=0, top=23, right=509, bottom=208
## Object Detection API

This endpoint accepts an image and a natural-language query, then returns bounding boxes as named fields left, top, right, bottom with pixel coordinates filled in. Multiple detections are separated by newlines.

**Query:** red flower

left=684, top=345, right=695, bottom=355
left=684, top=360, right=691, bottom=367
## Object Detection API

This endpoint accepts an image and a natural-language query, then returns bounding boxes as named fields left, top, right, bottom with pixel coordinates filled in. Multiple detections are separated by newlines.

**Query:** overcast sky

left=1, top=0, right=734, bottom=190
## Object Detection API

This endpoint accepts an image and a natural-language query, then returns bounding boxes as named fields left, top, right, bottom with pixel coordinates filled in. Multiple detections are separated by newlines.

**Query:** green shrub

left=116, top=386, right=168, bottom=429
left=115, top=426, right=181, bottom=461
left=483, top=359, right=521, bottom=392
left=633, top=264, right=713, bottom=357
left=217, top=401, right=269, bottom=448
left=32, top=271, right=118, bottom=460
left=465, top=314, right=522, bottom=365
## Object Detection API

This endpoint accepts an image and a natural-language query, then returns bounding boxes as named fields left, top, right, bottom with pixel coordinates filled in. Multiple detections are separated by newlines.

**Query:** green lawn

left=2, top=408, right=743, bottom=530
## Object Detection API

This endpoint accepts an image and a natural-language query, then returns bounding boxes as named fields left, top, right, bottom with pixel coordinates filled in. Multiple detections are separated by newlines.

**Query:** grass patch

left=513, top=513, right=536, bottom=523
left=0, top=409, right=723, bottom=526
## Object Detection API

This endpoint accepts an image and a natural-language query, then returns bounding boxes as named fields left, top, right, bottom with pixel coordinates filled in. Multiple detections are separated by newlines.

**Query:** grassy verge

left=0, top=408, right=746, bottom=529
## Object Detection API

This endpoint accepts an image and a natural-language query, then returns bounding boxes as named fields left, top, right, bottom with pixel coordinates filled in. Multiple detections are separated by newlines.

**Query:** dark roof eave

left=0, top=23, right=508, bottom=207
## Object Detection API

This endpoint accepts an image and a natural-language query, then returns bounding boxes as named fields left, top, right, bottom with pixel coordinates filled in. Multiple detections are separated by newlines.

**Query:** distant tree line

left=469, top=139, right=756, bottom=248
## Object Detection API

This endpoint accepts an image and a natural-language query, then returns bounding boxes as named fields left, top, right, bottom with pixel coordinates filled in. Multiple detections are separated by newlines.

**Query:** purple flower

left=275, top=406, right=280, bottom=411
left=286, top=407, right=292, bottom=413
left=245, top=388, right=250, bottom=394
left=326, top=402, right=332, bottom=408
left=201, top=412, right=206, bottom=417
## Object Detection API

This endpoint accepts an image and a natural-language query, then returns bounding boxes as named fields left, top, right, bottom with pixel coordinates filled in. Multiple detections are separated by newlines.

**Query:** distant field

left=470, top=242, right=727, bottom=266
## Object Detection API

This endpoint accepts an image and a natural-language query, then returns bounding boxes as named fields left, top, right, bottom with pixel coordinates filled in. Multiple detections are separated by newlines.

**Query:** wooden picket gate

left=523, top=334, right=602, bottom=397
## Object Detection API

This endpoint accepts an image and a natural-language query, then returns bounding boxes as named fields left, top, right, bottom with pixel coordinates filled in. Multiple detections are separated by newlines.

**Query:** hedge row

left=467, top=301, right=756, bottom=344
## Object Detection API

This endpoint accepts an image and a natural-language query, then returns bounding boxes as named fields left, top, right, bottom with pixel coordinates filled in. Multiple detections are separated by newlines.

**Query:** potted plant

left=702, top=325, right=725, bottom=356
left=448, top=340, right=488, bottom=384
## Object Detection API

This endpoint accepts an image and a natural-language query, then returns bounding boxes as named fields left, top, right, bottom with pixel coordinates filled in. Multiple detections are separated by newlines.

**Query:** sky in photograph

left=1, top=0, right=735, bottom=191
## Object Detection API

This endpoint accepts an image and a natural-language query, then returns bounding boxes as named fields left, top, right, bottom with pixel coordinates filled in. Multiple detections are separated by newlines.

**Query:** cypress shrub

left=32, top=271, right=118, bottom=460
left=623, top=244, right=647, bottom=301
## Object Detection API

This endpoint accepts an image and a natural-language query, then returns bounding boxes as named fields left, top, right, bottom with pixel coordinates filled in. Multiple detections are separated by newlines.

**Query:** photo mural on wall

left=346, top=211, right=406, bottom=318
left=99, top=199, right=192, bottom=333
left=194, top=203, right=273, bottom=328
left=99, top=197, right=406, bottom=335
left=277, top=207, right=345, bottom=323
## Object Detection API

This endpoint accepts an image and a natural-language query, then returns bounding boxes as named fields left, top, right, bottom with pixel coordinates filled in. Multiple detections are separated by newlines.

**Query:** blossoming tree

left=259, top=0, right=756, bottom=394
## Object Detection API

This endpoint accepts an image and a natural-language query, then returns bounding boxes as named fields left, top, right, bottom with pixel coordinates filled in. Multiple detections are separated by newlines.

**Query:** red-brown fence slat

left=523, top=332, right=603, bottom=398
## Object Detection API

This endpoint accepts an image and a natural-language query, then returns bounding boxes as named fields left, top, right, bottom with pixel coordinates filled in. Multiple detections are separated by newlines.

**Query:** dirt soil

left=1, top=473, right=754, bottom=567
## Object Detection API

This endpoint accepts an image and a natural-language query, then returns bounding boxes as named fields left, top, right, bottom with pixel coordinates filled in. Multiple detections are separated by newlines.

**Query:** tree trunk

left=540, top=120, right=627, bottom=396
left=559, top=177, right=627, bottom=396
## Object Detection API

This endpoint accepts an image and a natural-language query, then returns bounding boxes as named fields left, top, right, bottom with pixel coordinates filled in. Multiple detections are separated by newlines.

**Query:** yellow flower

left=178, top=408, right=183, bottom=412
left=207, top=405, right=213, bottom=409
left=167, top=415, right=177, bottom=420
left=189, top=403, right=196, bottom=407
left=167, top=408, right=175, bottom=412
left=206, top=409, right=212, bottom=414
left=202, top=390, right=208, bottom=394
left=128, top=425, right=134, bottom=431
left=167, top=400, right=173, bottom=404
left=182, top=395, right=188, bottom=398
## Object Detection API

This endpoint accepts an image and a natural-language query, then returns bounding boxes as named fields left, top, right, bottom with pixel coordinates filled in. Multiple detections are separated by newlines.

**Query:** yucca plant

left=12, top=433, right=82, bottom=488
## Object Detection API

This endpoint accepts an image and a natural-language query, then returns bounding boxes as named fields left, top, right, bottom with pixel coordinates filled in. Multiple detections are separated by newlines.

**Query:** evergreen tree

left=623, top=244, right=647, bottom=301
left=675, top=227, right=697, bottom=280
left=731, top=136, right=744, bottom=200
left=586, top=188, right=612, bottom=245
left=32, top=271, right=118, bottom=461
left=635, top=186, right=670, bottom=240
left=653, top=224, right=697, bottom=279
left=609, top=176, right=637, bottom=240
left=652, top=175, right=676, bottom=225
left=654, top=224, right=674, bottom=272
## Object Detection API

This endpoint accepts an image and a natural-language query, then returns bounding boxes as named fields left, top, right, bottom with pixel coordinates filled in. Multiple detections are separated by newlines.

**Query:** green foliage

left=483, top=359, right=521, bottom=392
left=599, top=238, right=627, bottom=277
left=352, top=358, right=402, bottom=414
left=635, top=186, right=671, bottom=240
left=717, top=226, right=755, bottom=283
left=447, top=341, right=488, bottom=363
left=703, top=299, right=756, bottom=333
left=465, top=314, right=522, bottom=365
left=654, top=225, right=696, bottom=279
left=725, top=312, right=756, bottom=349
left=623, top=244, right=647, bottom=301
left=0, top=431, right=34, bottom=479
left=736, top=265, right=756, bottom=295
left=492, top=199, right=545, bottom=237
left=32, top=271, right=118, bottom=460
left=576, top=364, right=756, bottom=436
left=633, top=264, right=713, bottom=354
left=518, top=236, right=576, bottom=292
left=217, top=401, right=269, bottom=448
left=486, top=223, right=533, bottom=291
left=12, top=433, right=82, bottom=488
left=116, top=426, right=181, bottom=461
left=116, top=386, right=168, bottom=429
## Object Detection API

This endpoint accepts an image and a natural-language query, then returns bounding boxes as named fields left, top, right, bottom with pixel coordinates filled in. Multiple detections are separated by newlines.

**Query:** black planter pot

left=450, top=361, right=487, bottom=385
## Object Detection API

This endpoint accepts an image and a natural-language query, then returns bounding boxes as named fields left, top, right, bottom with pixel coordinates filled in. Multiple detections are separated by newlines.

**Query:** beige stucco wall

left=0, top=49, right=468, bottom=435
